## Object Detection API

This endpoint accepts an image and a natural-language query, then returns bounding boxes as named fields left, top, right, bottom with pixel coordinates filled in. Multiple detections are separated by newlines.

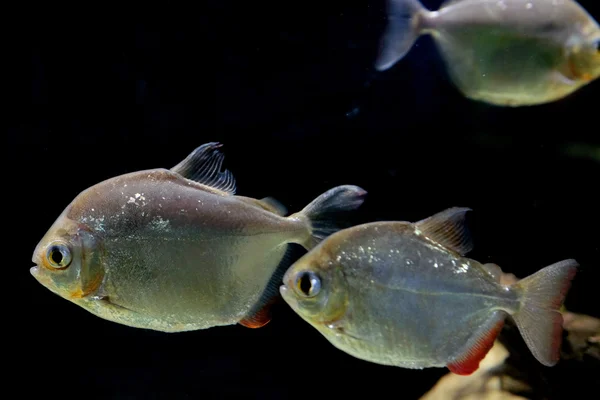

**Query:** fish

left=30, top=142, right=367, bottom=333
left=280, top=207, right=578, bottom=375
left=375, top=0, right=600, bottom=106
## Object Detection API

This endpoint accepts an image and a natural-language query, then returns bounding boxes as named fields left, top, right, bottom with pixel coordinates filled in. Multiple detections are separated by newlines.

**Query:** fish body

left=376, top=0, right=600, bottom=106
left=31, top=143, right=367, bottom=332
left=280, top=208, right=578, bottom=375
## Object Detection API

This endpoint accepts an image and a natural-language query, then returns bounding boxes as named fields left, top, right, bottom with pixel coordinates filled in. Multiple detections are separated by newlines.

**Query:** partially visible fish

left=375, top=0, right=600, bottom=106
left=30, top=142, right=367, bottom=332
left=280, top=207, right=578, bottom=375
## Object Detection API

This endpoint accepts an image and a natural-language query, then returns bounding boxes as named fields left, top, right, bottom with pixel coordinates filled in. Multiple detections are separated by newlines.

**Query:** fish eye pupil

left=296, top=271, right=321, bottom=297
left=299, top=273, right=312, bottom=296
left=46, top=243, right=72, bottom=268
left=50, top=248, right=63, bottom=264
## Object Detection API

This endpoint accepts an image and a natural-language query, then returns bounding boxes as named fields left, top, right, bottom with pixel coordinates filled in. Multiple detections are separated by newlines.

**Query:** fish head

left=31, top=207, right=105, bottom=302
left=280, top=248, right=348, bottom=328
left=567, top=33, right=600, bottom=83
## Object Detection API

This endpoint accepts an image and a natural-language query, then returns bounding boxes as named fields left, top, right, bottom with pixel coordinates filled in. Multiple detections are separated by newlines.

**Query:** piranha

left=375, top=0, right=600, bottom=106
left=280, top=207, right=578, bottom=375
left=30, top=142, right=367, bottom=332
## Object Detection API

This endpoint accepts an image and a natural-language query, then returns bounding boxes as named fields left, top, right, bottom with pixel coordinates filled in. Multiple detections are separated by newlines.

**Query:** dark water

left=7, top=1, right=600, bottom=398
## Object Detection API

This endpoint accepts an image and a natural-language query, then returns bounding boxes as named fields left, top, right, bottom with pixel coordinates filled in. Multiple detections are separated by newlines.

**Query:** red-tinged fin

left=414, top=207, right=474, bottom=256
left=447, top=310, right=507, bottom=375
left=239, top=299, right=276, bottom=328
left=510, top=259, right=579, bottom=366
left=239, top=244, right=306, bottom=329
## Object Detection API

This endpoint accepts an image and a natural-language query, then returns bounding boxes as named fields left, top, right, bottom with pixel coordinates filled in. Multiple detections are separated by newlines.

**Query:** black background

left=6, top=1, right=600, bottom=398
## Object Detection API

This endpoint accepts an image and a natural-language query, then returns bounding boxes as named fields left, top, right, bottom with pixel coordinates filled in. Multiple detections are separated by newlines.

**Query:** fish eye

left=46, top=242, right=72, bottom=269
left=295, top=271, right=321, bottom=298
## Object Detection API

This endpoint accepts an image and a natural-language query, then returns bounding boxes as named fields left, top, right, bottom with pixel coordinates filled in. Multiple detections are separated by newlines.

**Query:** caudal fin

left=511, top=259, right=579, bottom=366
left=290, top=185, right=367, bottom=249
left=374, top=0, right=427, bottom=71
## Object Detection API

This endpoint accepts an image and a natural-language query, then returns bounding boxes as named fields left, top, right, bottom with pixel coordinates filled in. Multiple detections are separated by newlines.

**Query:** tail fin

left=375, top=0, right=428, bottom=71
left=290, top=185, right=367, bottom=249
left=511, top=259, right=579, bottom=366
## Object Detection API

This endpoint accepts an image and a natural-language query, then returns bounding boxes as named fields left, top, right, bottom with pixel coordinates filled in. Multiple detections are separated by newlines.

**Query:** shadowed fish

left=280, top=207, right=578, bottom=375
left=375, top=0, right=600, bottom=106
left=30, top=142, right=367, bottom=332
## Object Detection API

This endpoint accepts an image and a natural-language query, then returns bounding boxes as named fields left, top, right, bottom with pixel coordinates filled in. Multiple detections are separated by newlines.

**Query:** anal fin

left=447, top=310, right=507, bottom=375
left=239, top=244, right=306, bottom=329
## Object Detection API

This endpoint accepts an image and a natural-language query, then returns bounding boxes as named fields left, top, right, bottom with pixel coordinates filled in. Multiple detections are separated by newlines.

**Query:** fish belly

left=335, top=284, right=507, bottom=368
left=432, top=9, right=571, bottom=105
left=102, top=229, right=289, bottom=330
left=334, top=231, right=517, bottom=368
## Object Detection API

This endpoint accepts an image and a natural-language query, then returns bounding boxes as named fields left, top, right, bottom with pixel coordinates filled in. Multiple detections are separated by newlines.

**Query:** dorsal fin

left=260, top=197, right=288, bottom=216
left=170, top=142, right=237, bottom=195
left=414, top=207, right=473, bottom=256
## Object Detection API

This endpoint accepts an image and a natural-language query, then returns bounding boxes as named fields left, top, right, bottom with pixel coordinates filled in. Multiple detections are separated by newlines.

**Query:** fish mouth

left=279, top=284, right=298, bottom=310
left=30, top=264, right=51, bottom=287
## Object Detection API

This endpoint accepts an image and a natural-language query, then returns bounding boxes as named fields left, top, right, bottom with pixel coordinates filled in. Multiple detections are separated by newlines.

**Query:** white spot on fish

left=124, top=184, right=127, bottom=187
left=451, top=260, right=456, bottom=266
left=93, top=216, right=105, bottom=232
left=456, top=263, right=470, bottom=273
left=127, top=197, right=136, bottom=204
left=91, top=208, right=95, bottom=212
left=162, top=197, right=166, bottom=200
left=151, top=216, right=170, bottom=231
left=359, top=246, right=365, bottom=253
left=141, top=212, right=145, bottom=217
left=405, top=258, right=414, bottom=266
left=525, top=2, right=532, bottom=9
left=434, top=262, right=439, bottom=268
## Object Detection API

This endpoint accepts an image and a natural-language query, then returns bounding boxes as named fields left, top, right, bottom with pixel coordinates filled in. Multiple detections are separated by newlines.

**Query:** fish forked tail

left=290, top=185, right=367, bottom=250
left=375, top=0, right=428, bottom=71
left=510, top=259, right=579, bottom=367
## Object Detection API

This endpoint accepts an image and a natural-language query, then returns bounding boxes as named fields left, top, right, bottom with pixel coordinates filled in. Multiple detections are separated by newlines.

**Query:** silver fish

left=280, top=207, right=578, bottom=375
left=375, top=0, right=600, bottom=106
left=31, top=142, right=367, bottom=332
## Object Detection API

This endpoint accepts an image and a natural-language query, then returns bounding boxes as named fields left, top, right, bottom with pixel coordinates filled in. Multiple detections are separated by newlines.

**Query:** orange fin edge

left=447, top=313, right=506, bottom=375
left=238, top=299, right=276, bottom=329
